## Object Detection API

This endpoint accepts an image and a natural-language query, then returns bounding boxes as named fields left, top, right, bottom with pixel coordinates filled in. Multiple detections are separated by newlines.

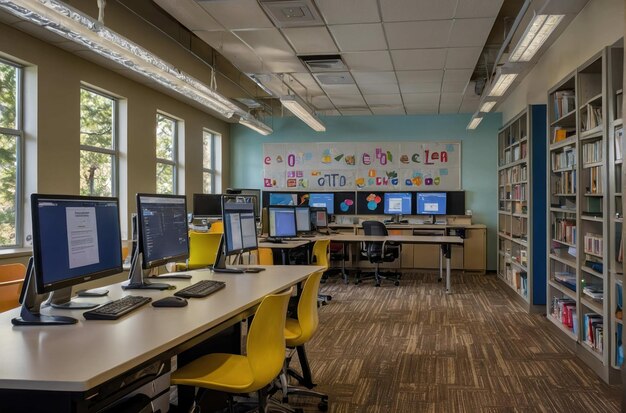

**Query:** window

left=80, top=88, right=117, bottom=197
left=203, top=129, right=220, bottom=193
left=0, top=59, right=22, bottom=247
left=156, top=113, right=177, bottom=194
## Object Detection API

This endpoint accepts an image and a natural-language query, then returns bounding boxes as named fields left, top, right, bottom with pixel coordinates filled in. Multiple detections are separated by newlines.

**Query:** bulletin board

left=262, top=142, right=461, bottom=191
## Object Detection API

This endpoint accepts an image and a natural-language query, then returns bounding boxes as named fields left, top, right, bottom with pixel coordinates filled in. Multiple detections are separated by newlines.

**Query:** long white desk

left=324, top=234, right=463, bottom=293
left=0, top=265, right=321, bottom=411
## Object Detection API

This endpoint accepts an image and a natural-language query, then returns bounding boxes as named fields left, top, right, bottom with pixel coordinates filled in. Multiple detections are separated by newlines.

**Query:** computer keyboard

left=83, top=295, right=152, bottom=320
left=174, top=279, right=226, bottom=298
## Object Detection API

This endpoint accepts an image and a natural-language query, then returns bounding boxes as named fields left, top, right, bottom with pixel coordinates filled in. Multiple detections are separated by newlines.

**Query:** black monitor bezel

left=295, top=206, right=312, bottom=233
left=136, top=193, right=189, bottom=269
left=30, top=193, right=123, bottom=294
left=222, top=195, right=258, bottom=256
left=268, top=205, right=297, bottom=238
left=309, top=206, right=328, bottom=229
left=416, top=192, right=448, bottom=215
left=192, top=193, right=223, bottom=218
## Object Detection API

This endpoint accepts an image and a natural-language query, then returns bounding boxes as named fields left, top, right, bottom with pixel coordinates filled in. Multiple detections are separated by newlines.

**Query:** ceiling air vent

left=259, top=0, right=324, bottom=28
left=299, top=54, right=347, bottom=72
left=312, top=72, right=355, bottom=85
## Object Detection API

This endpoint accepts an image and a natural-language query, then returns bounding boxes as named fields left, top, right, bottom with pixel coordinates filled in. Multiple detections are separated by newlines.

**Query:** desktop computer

left=416, top=192, right=447, bottom=224
left=383, top=192, right=412, bottom=223
left=295, top=206, right=312, bottom=235
left=309, top=193, right=334, bottom=215
left=12, top=194, right=124, bottom=325
left=267, top=206, right=297, bottom=242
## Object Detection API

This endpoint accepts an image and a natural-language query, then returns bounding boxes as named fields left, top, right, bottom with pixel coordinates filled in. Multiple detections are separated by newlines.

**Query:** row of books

left=586, top=165, right=602, bottom=194
left=552, top=297, right=577, bottom=334
left=615, top=126, right=623, bottom=161
left=583, top=233, right=603, bottom=256
left=553, top=89, right=576, bottom=120
left=551, top=146, right=576, bottom=170
left=581, top=104, right=603, bottom=132
left=511, top=184, right=526, bottom=201
left=552, top=127, right=576, bottom=144
left=552, top=170, right=576, bottom=194
left=553, top=219, right=576, bottom=244
left=498, top=165, right=528, bottom=185
left=582, top=285, right=603, bottom=301
left=583, top=313, right=603, bottom=353
left=582, top=140, right=603, bottom=164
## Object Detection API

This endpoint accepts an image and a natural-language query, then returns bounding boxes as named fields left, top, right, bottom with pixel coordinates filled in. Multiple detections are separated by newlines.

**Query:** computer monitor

left=222, top=197, right=258, bottom=256
left=125, top=194, right=189, bottom=290
left=193, top=193, right=222, bottom=218
left=309, top=193, right=334, bottom=214
left=227, top=188, right=261, bottom=218
left=295, top=206, right=311, bottom=233
left=310, top=207, right=328, bottom=230
left=417, top=192, right=447, bottom=223
left=268, top=206, right=297, bottom=241
left=446, top=191, right=466, bottom=215
left=384, top=192, right=412, bottom=215
left=14, top=194, right=123, bottom=324
left=269, top=192, right=297, bottom=205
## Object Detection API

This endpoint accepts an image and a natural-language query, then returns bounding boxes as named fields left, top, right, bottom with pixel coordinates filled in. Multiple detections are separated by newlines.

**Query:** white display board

left=263, top=142, right=461, bottom=191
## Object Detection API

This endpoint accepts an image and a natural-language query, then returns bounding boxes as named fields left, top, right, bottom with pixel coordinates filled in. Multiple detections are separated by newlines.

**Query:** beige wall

left=499, top=0, right=624, bottom=122
left=0, top=20, right=230, bottom=243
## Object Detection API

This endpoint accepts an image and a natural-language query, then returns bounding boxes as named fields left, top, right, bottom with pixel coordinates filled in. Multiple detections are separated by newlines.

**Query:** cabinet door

left=463, top=229, right=486, bottom=272
left=451, top=245, right=464, bottom=269
left=413, top=244, right=441, bottom=268
left=388, top=229, right=414, bottom=268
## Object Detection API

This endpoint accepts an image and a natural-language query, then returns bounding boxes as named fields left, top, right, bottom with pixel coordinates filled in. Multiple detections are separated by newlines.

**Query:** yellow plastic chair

left=208, top=220, right=224, bottom=234
left=171, top=288, right=292, bottom=412
left=311, top=239, right=332, bottom=304
left=281, top=270, right=328, bottom=410
left=175, top=232, right=222, bottom=271
left=0, top=263, right=26, bottom=313
left=257, top=247, right=274, bottom=266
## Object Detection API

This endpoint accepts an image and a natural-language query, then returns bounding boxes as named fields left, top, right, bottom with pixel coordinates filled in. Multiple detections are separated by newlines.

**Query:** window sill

left=0, top=247, right=32, bottom=259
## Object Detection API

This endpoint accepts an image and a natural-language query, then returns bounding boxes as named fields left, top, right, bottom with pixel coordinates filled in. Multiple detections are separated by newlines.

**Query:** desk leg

left=438, top=247, right=443, bottom=282
left=444, top=244, right=452, bottom=294
left=281, top=249, right=287, bottom=265
left=341, top=242, right=349, bottom=284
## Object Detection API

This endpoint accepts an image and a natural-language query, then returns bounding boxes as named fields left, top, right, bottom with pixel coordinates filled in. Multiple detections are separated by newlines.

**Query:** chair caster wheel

left=394, top=281, right=400, bottom=286
left=375, top=283, right=380, bottom=287
left=318, top=400, right=328, bottom=411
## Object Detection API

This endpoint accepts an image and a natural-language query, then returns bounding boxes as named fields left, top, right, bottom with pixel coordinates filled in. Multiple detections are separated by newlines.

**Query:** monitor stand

left=122, top=251, right=172, bottom=291
left=12, top=258, right=77, bottom=326
left=47, top=287, right=99, bottom=309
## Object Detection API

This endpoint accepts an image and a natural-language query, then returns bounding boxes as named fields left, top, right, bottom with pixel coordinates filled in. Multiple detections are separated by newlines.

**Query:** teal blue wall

left=229, top=113, right=502, bottom=270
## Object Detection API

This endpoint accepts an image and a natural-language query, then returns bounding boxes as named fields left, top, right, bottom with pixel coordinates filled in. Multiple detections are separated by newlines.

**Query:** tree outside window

left=203, top=130, right=219, bottom=194
left=156, top=113, right=177, bottom=194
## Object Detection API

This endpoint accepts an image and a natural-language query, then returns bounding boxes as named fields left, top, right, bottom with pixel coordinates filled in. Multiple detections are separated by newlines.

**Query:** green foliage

left=0, top=62, right=17, bottom=129
left=203, top=172, right=212, bottom=194
left=156, top=114, right=174, bottom=161
left=80, top=89, right=115, bottom=196
left=156, top=163, right=174, bottom=194
left=0, top=62, right=18, bottom=246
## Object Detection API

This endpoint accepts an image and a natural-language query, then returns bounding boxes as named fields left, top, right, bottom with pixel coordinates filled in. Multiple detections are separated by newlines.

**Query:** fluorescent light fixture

left=510, top=14, right=564, bottom=62
left=480, top=101, right=497, bottom=113
left=0, top=0, right=244, bottom=118
left=280, top=95, right=326, bottom=132
left=467, top=116, right=483, bottom=130
left=488, top=73, right=518, bottom=97
left=237, top=116, right=272, bottom=136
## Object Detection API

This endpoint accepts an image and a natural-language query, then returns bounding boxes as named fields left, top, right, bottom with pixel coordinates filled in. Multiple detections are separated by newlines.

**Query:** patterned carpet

left=286, top=272, right=622, bottom=412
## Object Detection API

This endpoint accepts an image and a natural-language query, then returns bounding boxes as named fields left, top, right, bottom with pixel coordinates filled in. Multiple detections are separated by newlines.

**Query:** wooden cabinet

left=463, top=228, right=486, bottom=271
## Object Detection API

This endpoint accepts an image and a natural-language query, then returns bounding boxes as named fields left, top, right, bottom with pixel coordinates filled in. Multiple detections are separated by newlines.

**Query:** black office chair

left=357, top=221, right=401, bottom=287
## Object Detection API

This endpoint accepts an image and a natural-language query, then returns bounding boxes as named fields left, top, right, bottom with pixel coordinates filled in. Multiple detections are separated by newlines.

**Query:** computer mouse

left=152, top=296, right=188, bottom=307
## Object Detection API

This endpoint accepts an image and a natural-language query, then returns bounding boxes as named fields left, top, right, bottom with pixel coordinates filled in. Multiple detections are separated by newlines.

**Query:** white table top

left=0, top=265, right=321, bottom=392
left=328, top=234, right=464, bottom=244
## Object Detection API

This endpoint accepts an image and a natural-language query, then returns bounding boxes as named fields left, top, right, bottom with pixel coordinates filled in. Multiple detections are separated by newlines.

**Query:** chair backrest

left=247, top=288, right=292, bottom=389
left=188, top=232, right=222, bottom=269
left=208, top=221, right=224, bottom=234
left=0, top=263, right=26, bottom=313
left=362, top=220, right=388, bottom=236
left=296, top=270, right=324, bottom=343
left=257, top=247, right=274, bottom=265
left=311, top=239, right=330, bottom=271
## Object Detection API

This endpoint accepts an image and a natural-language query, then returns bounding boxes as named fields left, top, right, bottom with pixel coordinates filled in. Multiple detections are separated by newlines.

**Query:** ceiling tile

left=329, top=95, right=367, bottom=107
left=399, top=82, right=441, bottom=94
left=312, top=95, right=335, bottom=110
left=343, top=51, right=394, bottom=71
left=460, top=96, right=481, bottom=113
left=391, top=49, right=447, bottom=70
left=439, top=103, right=462, bottom=113
left=371, top=106, right=406, bottom=115
left=405, top=104, right=439, bottom=114
left=235, top=29, right=294, bottom=59
left=340, top=108, right=374, bottom=116
left=291, top=73, right=324, bottom=93
left=455, top=0, right=505, bottom=18
left=379, top=0, right=457, bottom=22
left=403, top=93, right=440, bottom=105
left=263, top=57, right=307, bottom=73
left=315, top=0, right=380, bottom=24
left=364, top=94, right=403, bottom=105
left=448, top=18, right=495, bottom=47
left=445, top=47, right=482, bottom=69
left=440, top=93, right=464, bottom=105
left=359, top=83, right=400, bottom=94
left=154, top=0, right=221, bottom=31
left=194, top=30, right=263, bottom=72
left=352, top=71, right=397, bottom=84
left=396, top=70, right=443, bottom=84
left=282, top=27, right=338, bottom=54
left=443, top=69, right=473, bottom=82
left=442, top=80, right=469, bottom=93
left=197, top=0, right=274, bottom=30
left=322, top=83, right=362, bottom=95
left=384, top=21, right=452, bottom=49
left=329, top=23, right=387, bottom=52
left=318, top=109, right=341, bottom=116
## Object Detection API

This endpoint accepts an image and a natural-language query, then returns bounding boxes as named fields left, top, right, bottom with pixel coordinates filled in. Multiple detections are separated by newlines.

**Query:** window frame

left=79, top=86, right=119, bottom=197
left=155, top=112, right=178, bottom=194
left=0, top=57, right=23, bottom=248
left=202, top=129, right=217, bottom=194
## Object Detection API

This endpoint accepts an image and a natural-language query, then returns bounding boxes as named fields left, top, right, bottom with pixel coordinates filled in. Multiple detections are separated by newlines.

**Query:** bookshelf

left=497, top=105, right=546, bottom=311
left=546, top=47, right=622, bottom=384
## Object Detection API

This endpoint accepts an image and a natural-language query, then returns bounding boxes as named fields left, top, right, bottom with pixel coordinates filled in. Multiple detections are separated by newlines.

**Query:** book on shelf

left=587, top=166, right=602, bottom=194
left=584, top=233, right=603, bottom=256
left=582, top=286, right=604, bottom=301
left=616, top=127, right=623, bottom=161
left=552, top=127, right=576, bottom=143
left=581, top=104, right=603, bottom=132
left=552, top=170, right=576, bottom=194
left=584, top=259, right=603, bottom=273
left=583, top=313, right=603, bottom=352
left=551, top=146, right=576, bottom=170
left=553, top=219, right=576, bottom=244
left=582, top=140, right=603, bottom=164
left=552, top=297, right=577, bottom=333
left=553, top=90, right=576, bottom=119
left=554, top=271, right=577, bottom=291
